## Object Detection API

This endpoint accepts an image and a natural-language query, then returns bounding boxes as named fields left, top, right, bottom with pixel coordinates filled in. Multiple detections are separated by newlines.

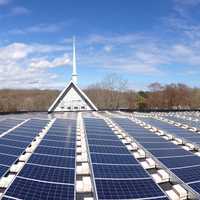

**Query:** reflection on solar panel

left=112, top=117, right=200, bottom=197
left=3, top=118, right=76, bottom=200
left=84, top=117, right=168, bottom=200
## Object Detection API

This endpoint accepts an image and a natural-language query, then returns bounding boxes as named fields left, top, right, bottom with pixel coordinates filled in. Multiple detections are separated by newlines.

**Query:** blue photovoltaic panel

left=141, top=142, right=177, bottom=149
left=172, top=166, right=200, bottom=183
left=149, top=148, right=192, bottom=158
left=3, top=134, right=34, bottom=142
left=136, top=137, right=167, bottom=143
left=28, top=153, right=75, bottom=168
left=0, top=138, right=30, bottom=148
left=0, top=145, right=24, bottom=156
left=0, top=119, right=23, bottom=135
left=113, top=117, right=200, bottom=197
left=95, top=179, right=166, bottom=200
left=3, top=118, right=76, bottom=200
left=40, top=140, right=75, bottom=148
left=35, top=146, right=75, bottom=157
left=159, top=155, right=200, bottom=169
left=0, top=165, right=9, bottom=177
left=91, top=153, right=138, bottom=165
left=0, top=119, right=48, bottom=182
left=4, top=177, right=74, bottom=200
left=189, top=182, right=200, bottom=194
left=84, top=117, right=168, bottom=200
left=142, top=118, right=197, bottom=141
left=93, top=164, right=149, bottom=179
left=87, top=134, right=118, bottom=140
left=19, top=164, right=74, bottom=184
left=89, top=145, right=130, bottom=154
left=0, top=153, right=18, bottom=166
left=88, top=139, right=124, bottom=147
left=43, top=135, right=76, bottom=141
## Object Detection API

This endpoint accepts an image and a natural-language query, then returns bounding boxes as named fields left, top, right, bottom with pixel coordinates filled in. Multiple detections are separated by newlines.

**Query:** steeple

left=72, top=36, right=78, bottom=84
left=48, top=36, right=98, bottom=113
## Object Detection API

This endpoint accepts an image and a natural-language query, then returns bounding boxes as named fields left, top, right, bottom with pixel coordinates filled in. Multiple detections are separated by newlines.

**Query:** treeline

left=84, top=75, right=200, bottom=110
left=0, top=75, right=199, bottom=112
left=0, top=89, right=59, bottom=113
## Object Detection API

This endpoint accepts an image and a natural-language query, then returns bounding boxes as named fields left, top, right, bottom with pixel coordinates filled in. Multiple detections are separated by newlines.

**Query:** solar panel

left=112, top=117, right=200, bottom=197
left=149, top=148, right=192, bottom=158
left=3, top=134, right=34, bottom=142
left=0, top=119, right=49, bottom=182
left=4, top=177, right=74, bottom=200
left=40, top=140, right=75, bottom=148
left=95, top=179, right=166, bottom=200
left=0, top=138, right=31, bottom=148
left=91, top=153, right=138, bottom=165
left=0, top=153, right=17, bottom=166
left=136, top=137, right=167, bottom=143
left=84, top=117, right=168, bottom=200
left=141, top=142, right=177, bottom=149
left=0, top=144, right=24, bottom=156
left=19, top=164, right=74, bottom=184
left=159, top=155, right=200, bottom=169
left=172, top=166, right=200, bottom=183
left=3, top=118, right=77, bottom=200
left=189, top=182, right=200, bottom=194
left=141, top=118, right=199, bottom=145
left=87, top=134, right=118, bottom=140
left=88, top=139, right=124, bottom=146
left=93, top=164, right=149, bottom=178
left=89, top=145, right=130, bottom=154
left=28, top=154, right=75, bottom=168
left=0, top=119, right=24, bottom=135
left=35, top=146, right=75, bottom=157
left=0, top=165, right=9, bottom=177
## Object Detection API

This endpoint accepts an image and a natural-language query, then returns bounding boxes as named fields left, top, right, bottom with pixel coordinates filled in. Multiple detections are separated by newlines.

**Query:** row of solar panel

left=84, top=117, right=169, bottom=200
left=113, top=117, right=200, bottom=197
left=0, top=118, right=77, bottom=200
left=164, top=115, right=200, bottom=129
left=142, top=117, right=200, bottom=151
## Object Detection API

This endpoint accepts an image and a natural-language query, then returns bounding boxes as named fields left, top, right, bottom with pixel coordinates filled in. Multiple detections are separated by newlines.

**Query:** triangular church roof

left=48, top=80, right=98, bottom=113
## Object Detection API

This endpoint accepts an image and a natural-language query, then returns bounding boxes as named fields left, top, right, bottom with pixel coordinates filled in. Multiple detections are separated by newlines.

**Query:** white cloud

left=0, top=42, right=72, bottom=89
left=0, top=43, right=31, bottom=61
left=29, top=54, right=70, bottom=71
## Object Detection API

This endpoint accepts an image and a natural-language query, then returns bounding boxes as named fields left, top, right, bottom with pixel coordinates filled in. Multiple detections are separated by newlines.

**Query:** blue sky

left=0, top=0, right=200, bottom=90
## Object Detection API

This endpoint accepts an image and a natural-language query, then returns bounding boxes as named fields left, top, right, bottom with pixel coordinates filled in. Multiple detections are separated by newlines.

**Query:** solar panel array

left=84, top=117, right=169, bottom=200
left=1, top=113, right=200, bottom=199
left=164, top=115, right=200, bottom=129
left=142, top=117, right=200, bottom=149
left=112, top=117, right=200, bottom=196
left=0, top=119, right=48, bottom=179
left=3, top=118, right=77, bottom=200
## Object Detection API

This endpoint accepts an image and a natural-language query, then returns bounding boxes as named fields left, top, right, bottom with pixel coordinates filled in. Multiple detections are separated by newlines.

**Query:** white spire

left=72, top=36, right=78, bottom=84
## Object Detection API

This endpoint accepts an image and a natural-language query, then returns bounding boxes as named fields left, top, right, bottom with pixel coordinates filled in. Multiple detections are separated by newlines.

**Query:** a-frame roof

left=48, top=80, right=98, bottom=113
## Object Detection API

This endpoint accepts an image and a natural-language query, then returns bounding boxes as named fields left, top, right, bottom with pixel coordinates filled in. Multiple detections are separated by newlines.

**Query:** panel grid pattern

left=84, top=117, right=168, bottom=200
left=112, top=117, right=200, bottom=197
left=3, top=118, right=77, bottom=200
